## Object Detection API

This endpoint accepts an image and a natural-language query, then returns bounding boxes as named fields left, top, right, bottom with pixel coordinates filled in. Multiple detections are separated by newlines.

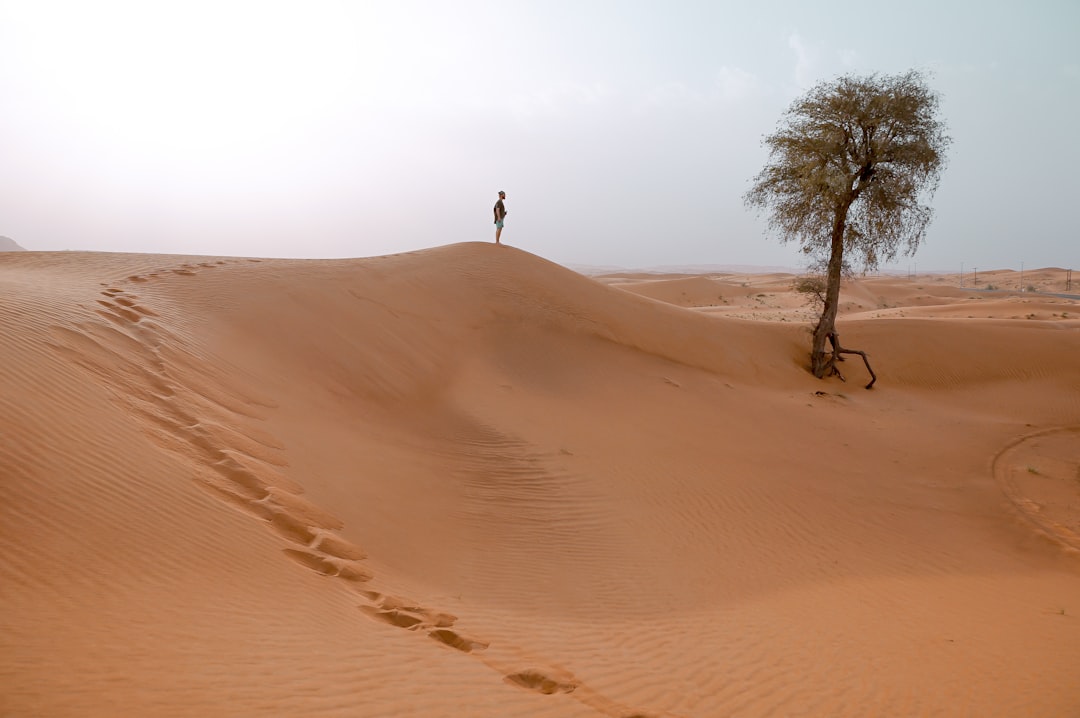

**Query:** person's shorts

left=495, top=220, right=505, bottom=229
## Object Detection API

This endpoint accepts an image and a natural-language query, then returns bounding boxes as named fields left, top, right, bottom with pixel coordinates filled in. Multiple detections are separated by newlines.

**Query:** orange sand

left=2, top=243, right=1078, bottom=717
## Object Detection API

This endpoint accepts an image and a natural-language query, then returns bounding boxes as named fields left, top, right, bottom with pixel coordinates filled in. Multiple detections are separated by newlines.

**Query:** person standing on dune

left=493, top=190, right=507, bottom=244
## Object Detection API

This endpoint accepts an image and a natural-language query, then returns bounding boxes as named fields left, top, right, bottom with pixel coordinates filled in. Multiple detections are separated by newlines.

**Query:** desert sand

left=2, top=243, right=1078, bottom=717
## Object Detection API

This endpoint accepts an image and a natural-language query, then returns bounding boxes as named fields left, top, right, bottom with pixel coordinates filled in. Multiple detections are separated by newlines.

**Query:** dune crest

left=2, top=243, right=1079, bottom=716
left=0, top=236, right=26, bottom=251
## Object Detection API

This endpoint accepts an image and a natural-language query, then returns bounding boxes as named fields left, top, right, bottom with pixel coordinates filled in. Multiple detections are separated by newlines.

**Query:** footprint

left=378, top=595, right=426, bottom=613
left=361, top=605, right=425, bottom=629
left=194, top=478, right=274, bottom=521
left=113, top=297, right=158, bottom=316
left=263, top=487, right=342, bottom=528
left=505, top=670, right=578, bottom=695
left=428, top=629, right=488, bottom=653
left=313, top=532, right=367, bottom=560
left=334, top=562, right=373, bottom=582
left=377, top=596, right=456, bottom=626
left=267, top=510, right=317, bottom=545
left=210, top=464, right=269, bottom=500
left=282, top=547, right=372, bottom=582
left=94, top=309, right=132, bottom=327
left=282, top=548, right=338, bottom=576
left=141, top=372, right=176, bottom=397
left=427, top=612, right=457, bottom=628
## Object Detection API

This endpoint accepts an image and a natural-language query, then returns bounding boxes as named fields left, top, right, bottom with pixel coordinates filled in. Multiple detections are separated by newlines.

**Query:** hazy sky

left=2, top=1, right=1077, bottom=270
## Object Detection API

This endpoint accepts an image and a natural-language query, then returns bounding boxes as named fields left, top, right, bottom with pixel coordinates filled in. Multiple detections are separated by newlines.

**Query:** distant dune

left=1, top=243, right=1078, bottom=717
left=571, top=262, right=799, bottom=276
left=0, top=236, right=26, bottom=251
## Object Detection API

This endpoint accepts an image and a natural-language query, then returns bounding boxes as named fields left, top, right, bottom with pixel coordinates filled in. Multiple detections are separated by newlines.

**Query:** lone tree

left=745, top=70, right=949, bottom=387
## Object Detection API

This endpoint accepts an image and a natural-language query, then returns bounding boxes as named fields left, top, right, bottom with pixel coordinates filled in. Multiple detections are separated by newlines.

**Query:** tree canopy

left=745, top=70, right=950, bottom=382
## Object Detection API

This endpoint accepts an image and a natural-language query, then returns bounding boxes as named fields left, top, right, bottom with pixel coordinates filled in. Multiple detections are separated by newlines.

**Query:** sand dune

left=2, top=243, right=1079, bottom=717
left=0, top=236, right=26, bottom=252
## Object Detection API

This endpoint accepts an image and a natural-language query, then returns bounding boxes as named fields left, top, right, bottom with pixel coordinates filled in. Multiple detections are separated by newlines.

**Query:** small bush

left=793, top=275, right=826, bottom=310
left=793, top=275, right=825, bottom=296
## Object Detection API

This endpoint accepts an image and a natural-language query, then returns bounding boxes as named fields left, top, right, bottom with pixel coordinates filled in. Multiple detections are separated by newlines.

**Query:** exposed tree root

left=824, top=332, right=877, bottom=389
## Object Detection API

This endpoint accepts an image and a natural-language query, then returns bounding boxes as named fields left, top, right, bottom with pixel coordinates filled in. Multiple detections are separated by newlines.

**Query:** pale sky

left=1, top=1, right=1077, bottom=271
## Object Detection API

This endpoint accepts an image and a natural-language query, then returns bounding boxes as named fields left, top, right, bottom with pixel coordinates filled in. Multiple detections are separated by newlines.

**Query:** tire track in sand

left=992, top=426, right=1080, bottom=554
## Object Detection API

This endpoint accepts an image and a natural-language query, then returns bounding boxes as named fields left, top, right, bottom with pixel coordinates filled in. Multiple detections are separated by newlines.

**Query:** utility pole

left=1020, top=261, right=1024, bottom=291
left=960, top=262, right=964, bottom=287
left=973, top=267, right=978, bottom=286
left=1067, top=268, right=1073, bottom=292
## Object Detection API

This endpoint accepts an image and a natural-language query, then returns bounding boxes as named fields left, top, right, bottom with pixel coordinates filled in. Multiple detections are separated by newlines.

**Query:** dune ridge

left=2, top=242, right=1078, bottom=716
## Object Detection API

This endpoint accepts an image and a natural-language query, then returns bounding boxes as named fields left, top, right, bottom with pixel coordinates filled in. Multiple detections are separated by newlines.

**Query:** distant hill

left=0, top=236, right=26, bottom=251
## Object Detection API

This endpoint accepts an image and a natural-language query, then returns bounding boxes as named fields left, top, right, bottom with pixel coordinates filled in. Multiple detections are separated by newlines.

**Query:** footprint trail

left=50, top=258, right=673, bottom=718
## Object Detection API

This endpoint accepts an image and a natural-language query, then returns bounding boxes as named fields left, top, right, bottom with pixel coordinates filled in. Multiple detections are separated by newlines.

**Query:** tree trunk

left=810, top=205, right=848, bottom=377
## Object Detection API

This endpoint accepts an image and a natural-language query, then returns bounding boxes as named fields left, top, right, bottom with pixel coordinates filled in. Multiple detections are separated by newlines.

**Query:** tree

left=745, top=70, right=949, bottom=387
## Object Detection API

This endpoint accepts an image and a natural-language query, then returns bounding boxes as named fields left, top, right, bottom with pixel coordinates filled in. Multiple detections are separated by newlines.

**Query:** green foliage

left=793, top=275, right=827, bottom=309
left=745, top=70, right=950, bottom=271
left=793, top=276, right=825, bottom=294
left=745, top=70, right=950, bottom=378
